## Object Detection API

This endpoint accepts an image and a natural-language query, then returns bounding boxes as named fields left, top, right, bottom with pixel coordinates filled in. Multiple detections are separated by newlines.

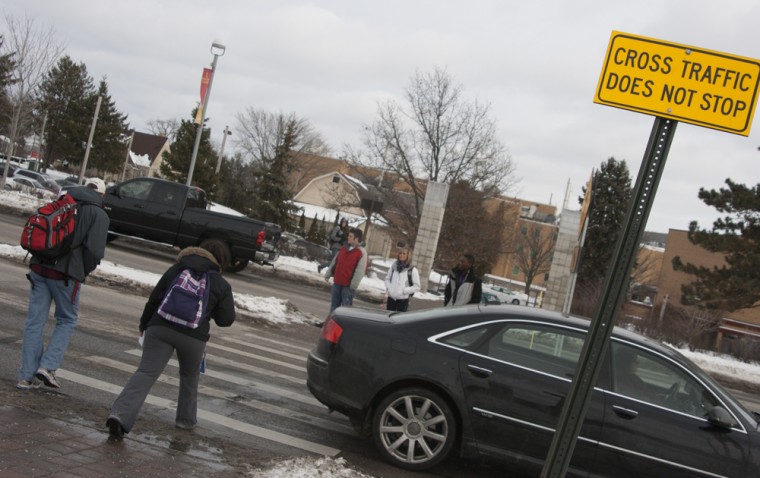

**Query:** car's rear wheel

left=511, top=299, right=520, bottom=305
left=372, top=387, right=456, bottom=471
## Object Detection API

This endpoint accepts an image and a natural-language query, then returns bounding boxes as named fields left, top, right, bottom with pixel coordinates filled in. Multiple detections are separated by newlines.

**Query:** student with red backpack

left=106, top=243, right=235, bottom=438
left=16, top=179, right=110, bottom=390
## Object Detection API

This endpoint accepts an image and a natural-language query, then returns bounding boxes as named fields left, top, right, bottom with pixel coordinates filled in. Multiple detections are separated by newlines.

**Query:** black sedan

left=307, top=305, right=760, bottom=476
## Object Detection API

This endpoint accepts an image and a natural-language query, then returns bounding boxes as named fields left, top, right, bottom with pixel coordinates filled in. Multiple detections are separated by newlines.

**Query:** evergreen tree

left=0, top=35, right=16, bottom=130
left=577, top=157, right=632, bottom=285
left=297, top=211, right=306, bottom=235
left=160, top=107, right=217, bottom=193
left=306, top=213, right=321, bottom=242
left=215, top=152, right=256, bottom=215
left=37, top=56, right=96, bottom=169
left=673, top=179, right=760, bottom=311
left=88, top=78, right=129, bottom=173
left=248, top=118, right=302, bottom=228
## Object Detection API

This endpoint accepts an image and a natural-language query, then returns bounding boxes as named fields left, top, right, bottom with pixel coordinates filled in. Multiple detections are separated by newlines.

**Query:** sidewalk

left=0, top=404, right=243, bottom=477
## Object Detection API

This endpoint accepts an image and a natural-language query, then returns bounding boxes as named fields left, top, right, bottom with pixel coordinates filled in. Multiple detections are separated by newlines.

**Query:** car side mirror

left=706, top=406, right=738, bottom=429
left=106, top=186, right=119, bottom=198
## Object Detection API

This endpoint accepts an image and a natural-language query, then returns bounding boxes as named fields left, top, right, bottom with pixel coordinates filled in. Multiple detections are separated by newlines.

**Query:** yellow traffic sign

left=595, top=31, right=760, bottom=136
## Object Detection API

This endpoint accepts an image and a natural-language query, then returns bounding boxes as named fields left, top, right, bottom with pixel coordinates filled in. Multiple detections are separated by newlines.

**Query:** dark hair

left=463, top=253, right=475, bottom=266
left=202, top=241, right=230, bottom=272
left=349, top=227, right=363, bottom=242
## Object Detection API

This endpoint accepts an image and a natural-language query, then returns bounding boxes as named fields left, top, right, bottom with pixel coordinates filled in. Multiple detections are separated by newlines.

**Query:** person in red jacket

left=324, top=227, right=368, bottom=315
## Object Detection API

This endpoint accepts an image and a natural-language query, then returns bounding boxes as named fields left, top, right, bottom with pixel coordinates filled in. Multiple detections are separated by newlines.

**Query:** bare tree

left=1, top=14, right=64, bottom=185
left=146, top=117, right=179, bottom=141
left=235, top=108, right=329, bottom=169
left=347, top=66, right=517, bottom=241
left=513, top=222, right=558, bottom=294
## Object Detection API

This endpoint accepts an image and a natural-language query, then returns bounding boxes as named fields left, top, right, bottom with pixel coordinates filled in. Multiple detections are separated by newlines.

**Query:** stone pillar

left=543, top=209, right=580, bottom=313
left=413, top=182, right=449, bottom=293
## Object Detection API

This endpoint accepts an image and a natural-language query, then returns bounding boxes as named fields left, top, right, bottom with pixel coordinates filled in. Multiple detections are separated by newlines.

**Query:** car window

left=439, top=324, right=493, bottom=348
left=610, top=343, right=719, bottom=416
left=478, top=323, right=585, bottom=378
left=119, top=180, right=153, bottom=200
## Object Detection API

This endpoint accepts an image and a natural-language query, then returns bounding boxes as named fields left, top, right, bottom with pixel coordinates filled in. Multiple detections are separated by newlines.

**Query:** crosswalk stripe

left=219, top=336, right=307, bottom=360
left=123, top=349, right=318, bottom=406
left=205, top=342, right=307, bottom=372
left=239, top=333, right=313, bottom=353
left=56, top=369, right=341, bottom=457
left=84, top=355, right=352, bottom=435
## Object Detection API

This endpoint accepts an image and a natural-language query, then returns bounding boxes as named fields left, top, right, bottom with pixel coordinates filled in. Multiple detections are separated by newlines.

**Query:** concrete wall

left=542, top=209, right=580, bottom=313
left=414, top=182, right=449, bottom=292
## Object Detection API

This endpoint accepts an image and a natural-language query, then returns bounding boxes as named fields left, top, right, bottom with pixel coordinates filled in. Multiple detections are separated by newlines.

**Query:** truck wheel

left=226, top=258, right=249, bottom=273
left=199, top=238, right=232, bottom=270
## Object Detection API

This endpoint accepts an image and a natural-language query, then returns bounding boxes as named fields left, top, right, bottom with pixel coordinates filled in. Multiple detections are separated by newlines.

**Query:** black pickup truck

left=103, top=177, right=280, bottom=273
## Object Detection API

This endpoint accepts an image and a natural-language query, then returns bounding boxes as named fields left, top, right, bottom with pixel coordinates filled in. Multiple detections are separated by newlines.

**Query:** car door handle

left=467, top=364, right=493, bottom=378
left=612, top=405, right=639, bottom=419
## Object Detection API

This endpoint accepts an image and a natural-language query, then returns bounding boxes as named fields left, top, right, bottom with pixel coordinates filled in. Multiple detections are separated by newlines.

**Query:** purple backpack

left=157, top=269, right=213, bottom=329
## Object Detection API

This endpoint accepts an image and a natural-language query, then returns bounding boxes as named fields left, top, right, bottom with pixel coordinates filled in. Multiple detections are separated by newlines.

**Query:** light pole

left=215, top=125, right=231, bottom=174
left=187, top=39, right=226, bottom=186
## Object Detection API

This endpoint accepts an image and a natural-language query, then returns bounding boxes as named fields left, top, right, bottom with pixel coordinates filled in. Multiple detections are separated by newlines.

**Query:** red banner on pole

left=200, top=68, right=212, bottom=103
left=195, top=68, right=213, bottom=124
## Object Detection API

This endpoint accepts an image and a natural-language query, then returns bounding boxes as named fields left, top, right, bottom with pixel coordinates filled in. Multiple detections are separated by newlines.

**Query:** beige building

left=288, top=155, right=559, bottom=289
left=656, top=229, right=759, bottom=349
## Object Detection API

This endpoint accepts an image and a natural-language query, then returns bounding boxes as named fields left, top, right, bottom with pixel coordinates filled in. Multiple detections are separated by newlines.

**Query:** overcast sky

left=5, top=0, right=760, bottom=233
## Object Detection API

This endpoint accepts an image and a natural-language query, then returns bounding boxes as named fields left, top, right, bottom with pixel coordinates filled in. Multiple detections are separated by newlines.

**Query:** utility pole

left=215, top=126, right=231, bottom=174
left=79, top=95, right=102, bottom=183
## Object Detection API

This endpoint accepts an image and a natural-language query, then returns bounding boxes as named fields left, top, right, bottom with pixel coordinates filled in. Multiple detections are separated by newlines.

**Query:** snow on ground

left=248, top=457, right=372, bottom=478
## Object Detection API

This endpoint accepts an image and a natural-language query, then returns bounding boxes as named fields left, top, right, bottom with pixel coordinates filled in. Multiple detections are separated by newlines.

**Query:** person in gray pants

left=106, top=244, right=235, bottom=438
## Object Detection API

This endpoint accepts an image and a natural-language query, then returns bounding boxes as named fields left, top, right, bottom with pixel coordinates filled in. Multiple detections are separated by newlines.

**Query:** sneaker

left=35, top=368, right=61, bottom=389
left=107, top=418, right=124, bottom=439
left=16, top=379, right=42, bottom=391
left=175, top=420, right=196, bottom=430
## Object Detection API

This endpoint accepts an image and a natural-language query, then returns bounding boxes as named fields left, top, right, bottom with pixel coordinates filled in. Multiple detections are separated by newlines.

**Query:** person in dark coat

left=17, top=183, right=109, bottom=390
left=318, top=218, right=348, bottom=273
left=106, top=244, right=235, bottom=438
left=443, top=254, right=482, bottom=307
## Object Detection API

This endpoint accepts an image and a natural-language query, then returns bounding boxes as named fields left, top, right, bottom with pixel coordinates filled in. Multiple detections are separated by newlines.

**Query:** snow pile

left=249, top=457, right=373, bottom=478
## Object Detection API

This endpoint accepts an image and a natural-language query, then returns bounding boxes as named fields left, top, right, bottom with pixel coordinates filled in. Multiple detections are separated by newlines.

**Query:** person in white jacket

left=384, top=248, right=421, bottom=312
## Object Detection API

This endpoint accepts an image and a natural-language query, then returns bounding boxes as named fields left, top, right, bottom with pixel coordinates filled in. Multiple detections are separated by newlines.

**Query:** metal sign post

left=541, top=116, right=677, bottom=477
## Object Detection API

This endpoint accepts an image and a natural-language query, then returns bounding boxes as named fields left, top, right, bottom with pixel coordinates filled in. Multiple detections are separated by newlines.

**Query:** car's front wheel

left=372, top=387, right=456, bottom=471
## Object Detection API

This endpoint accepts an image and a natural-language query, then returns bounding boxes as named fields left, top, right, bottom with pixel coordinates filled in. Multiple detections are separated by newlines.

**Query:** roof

left=131, top=131, right=170, bottom=163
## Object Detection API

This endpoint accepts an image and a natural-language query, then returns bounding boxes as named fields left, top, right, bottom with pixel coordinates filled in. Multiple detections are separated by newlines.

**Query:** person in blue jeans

left=17, top=180, right=109, bottom=390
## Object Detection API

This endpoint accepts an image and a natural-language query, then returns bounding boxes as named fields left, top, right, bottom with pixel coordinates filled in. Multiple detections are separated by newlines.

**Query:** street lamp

left=215, top=125, right=232, bottom=174
left=187, top=39, right=226, bottom=186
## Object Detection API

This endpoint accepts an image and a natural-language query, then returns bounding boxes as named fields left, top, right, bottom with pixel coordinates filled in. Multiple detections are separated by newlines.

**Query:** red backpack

left=20, top=194, right=79, bottom=263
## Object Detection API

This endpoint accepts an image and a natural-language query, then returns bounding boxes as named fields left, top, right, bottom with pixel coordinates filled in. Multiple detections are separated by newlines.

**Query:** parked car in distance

left=279, top=232, right=332, bottom=263
left=307, top=305, right=759, bottom=475
left=14, top=169, right=61, bottom=194
left=0, top=160, right=18, bottom=177
left=483, top=284, right=529, bottom=305
left=55, top=175, right=81, bottom=190
left=4, top=176, right=57, bottom=199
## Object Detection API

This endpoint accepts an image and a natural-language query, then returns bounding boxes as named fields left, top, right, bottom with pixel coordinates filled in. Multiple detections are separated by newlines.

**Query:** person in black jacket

left=443, top=254, right=482, bottom=307
left=106, top=244, right=235, bottom=438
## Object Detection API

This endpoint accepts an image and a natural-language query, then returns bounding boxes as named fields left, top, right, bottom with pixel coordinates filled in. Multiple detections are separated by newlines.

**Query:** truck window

left=119, top=179, right=153, bottom=200
left=151, top=182, right=186, bottom=209
left=186, top=187, right=206, bottom=209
